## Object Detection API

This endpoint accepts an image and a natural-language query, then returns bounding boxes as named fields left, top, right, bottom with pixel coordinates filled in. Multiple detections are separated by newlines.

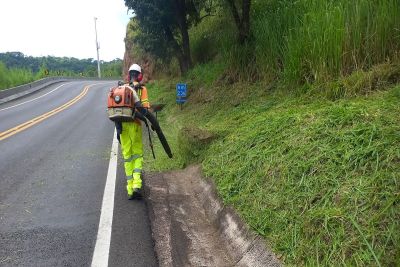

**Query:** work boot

left=127, top=179, right=134, bottom=199
left=128, top=188, right=142, bottom=200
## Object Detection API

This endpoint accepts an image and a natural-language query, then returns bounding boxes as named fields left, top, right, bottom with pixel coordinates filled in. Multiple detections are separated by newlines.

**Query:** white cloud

left=0, top=0, right=132, bottom=61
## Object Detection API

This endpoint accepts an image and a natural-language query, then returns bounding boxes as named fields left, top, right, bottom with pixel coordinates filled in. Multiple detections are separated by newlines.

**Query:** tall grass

left=147, top=1, right=400, bottom=265
left=0, top=62, right=90, bottom=91
left=189, top=0, right=400, bottom=87
left=253, top=0, right=400, bottom=85
left=0, top=62, right=35, bottom=90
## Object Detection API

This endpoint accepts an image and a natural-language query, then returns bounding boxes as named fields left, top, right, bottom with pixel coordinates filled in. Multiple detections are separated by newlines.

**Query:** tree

left=0, top=52, right=122, bottom=78
left=124, top=0, right=215, bottom=74
left=226, top=0, right=251, bottom=44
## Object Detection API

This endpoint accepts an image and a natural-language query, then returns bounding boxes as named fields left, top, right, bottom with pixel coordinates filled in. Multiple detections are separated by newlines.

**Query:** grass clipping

left=202, top=88, right=400, bottom=266
left=146, top=80, right=400, bottom=266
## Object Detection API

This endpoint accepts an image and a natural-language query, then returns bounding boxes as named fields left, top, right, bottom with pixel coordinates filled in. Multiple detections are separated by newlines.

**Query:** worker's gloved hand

left=136, top=106, right=148, bottom=116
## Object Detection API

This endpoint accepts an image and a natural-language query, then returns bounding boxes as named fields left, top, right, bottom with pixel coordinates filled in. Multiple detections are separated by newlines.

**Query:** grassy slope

left=138, top=1, right=400, bottom=265
left=144, top=76, right=399, bottom=265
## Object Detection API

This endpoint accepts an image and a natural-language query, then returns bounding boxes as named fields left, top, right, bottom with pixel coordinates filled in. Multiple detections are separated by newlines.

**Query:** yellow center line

left=0, top=85, right=91, bottom=141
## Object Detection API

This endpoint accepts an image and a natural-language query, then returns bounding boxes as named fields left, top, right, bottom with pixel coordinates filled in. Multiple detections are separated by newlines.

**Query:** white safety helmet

left=129, top=63, right=142, bottom=73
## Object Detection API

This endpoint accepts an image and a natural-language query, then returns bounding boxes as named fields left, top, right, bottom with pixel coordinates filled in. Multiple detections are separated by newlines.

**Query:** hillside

left=123, top=0, right=400, bottom=265
left=145, top=78, right=399, bottom=266
left=0, top=52, right=123, bottom=90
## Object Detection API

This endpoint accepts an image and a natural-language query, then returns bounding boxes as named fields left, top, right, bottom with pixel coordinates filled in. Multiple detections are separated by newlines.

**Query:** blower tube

left=129, top=85, right=173, bottom=158
left=135, top=104, right=173, bottom=159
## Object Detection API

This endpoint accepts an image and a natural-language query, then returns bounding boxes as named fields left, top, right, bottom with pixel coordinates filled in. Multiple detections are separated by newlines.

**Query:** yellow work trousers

left=120, top=122, right=143, bottom=195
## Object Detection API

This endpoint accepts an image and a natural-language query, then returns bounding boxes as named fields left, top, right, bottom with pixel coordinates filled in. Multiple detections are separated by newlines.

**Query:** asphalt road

left=0, top=81, right=157, bottom=266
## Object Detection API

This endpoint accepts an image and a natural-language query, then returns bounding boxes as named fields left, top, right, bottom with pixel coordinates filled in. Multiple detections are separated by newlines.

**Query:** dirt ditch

left=144, top=165, right=281, bottom=267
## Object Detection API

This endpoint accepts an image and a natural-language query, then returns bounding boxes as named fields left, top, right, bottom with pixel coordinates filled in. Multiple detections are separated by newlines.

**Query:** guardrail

left=0, top=77, right=117, bottom=105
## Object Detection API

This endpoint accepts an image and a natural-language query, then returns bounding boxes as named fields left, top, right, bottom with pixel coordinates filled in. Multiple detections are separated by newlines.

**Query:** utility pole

left=94, top=17, right=101, bottom=78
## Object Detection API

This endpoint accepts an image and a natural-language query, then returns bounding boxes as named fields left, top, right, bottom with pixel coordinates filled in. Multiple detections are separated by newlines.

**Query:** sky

left=0, top=0, right=133, bottom=61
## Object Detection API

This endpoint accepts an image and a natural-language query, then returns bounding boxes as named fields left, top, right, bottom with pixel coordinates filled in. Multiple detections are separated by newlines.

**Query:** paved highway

left=0, top=81, right=157, bottom=266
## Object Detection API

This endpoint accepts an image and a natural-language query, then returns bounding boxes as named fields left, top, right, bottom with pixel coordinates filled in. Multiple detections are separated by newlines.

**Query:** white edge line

left=0, top=83, right=69, bottom=112
left=0, top=81, right=115, bottom=112
left=91, top=129, right=119, bottom=267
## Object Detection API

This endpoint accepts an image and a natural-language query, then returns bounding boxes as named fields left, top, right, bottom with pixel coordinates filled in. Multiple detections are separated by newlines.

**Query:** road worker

left=116, top=63, right=150, bottom=199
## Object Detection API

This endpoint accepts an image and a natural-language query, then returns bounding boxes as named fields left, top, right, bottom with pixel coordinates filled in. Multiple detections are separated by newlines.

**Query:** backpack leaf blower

left=107, top=84, right=173, bottom=158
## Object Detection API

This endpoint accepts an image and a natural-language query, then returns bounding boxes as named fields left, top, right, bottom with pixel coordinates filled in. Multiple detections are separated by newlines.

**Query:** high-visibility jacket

left=117, top=82, right=150, bottom=192
left=132, top=81, right=150, bottom=124
left=114, top=82, right=150, bottom=136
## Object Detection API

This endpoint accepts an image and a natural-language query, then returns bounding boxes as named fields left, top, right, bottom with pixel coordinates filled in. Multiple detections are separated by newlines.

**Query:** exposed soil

left=144, top=165, right=281, bottom=267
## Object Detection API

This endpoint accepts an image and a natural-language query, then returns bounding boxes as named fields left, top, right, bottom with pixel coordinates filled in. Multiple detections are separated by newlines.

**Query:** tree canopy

left=0, top=52, right=123, bottom=77
left=124, top=0, right=216, bottom=74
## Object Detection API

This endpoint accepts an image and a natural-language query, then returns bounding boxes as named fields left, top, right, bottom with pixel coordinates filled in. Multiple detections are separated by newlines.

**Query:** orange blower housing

left=107, top=85, right=136, bottom=122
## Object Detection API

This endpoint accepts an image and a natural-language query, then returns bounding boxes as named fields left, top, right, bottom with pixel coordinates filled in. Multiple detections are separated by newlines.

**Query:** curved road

left=0, top=81, right=157, bottom=266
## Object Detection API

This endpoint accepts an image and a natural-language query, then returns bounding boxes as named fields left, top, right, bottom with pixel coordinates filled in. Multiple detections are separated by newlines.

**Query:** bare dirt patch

left=144, top=165, right=280, bottom=267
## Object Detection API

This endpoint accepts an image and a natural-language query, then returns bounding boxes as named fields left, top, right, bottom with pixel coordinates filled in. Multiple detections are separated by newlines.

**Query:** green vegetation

left=0, top=62, right=35, bottom=90
left=125, top=0, right=400, bottom=265
left=145, top=76, right=399, bottom=266
left=187, top=0, right=400, bottom=86
left=0, top=52, right=123, bottom=90
left=124, top=0, right=217, bottom=74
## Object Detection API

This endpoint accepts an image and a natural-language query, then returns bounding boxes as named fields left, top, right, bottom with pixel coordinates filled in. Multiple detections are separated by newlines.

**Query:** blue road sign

left=176, top=83, right=187, bottom=97
left=176, top=83, right=187, bottom=105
